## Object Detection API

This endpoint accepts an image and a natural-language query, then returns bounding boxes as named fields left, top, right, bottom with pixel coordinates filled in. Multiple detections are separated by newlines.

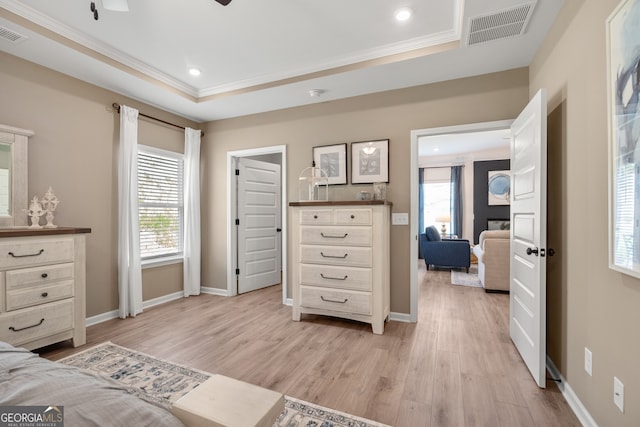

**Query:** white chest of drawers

left=289, top=201, right=391, bottom=334
left=0, top=228, right=90, bottom=350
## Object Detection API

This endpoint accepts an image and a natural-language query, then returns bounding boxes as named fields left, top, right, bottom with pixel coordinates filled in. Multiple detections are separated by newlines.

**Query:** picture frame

left=312, top=143, right=347, bottom=185
left=487, top=170, right=511, bottom=206
left=351, top=139, right=389, bottom=184
left=607, top=0, right=640, bottom=278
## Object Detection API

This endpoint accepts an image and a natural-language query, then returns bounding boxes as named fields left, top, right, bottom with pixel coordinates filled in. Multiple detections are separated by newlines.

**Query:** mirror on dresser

left=0, top=124, right=33, bottom=227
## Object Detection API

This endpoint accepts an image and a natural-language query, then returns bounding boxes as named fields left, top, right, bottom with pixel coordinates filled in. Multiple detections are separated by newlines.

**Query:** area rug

left=59, top=342, right=389, bottom=427
left=451, top=264, right=482, bottom=287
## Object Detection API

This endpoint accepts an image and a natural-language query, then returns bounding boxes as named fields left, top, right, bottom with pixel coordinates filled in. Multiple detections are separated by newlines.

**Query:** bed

left=0, top=341, right=184, bottom=426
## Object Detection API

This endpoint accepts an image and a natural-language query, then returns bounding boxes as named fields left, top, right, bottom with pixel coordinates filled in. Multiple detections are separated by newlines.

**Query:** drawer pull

left=350, top=215, right=355, bottom=219
left=320, top=296, right=348, bottom=304
left=9, top=318, right=45, bottom=332
left=313, top=215, right=318, bottom=219
left=41, top=273, right=49, bottom=278
left=41, top=292, right=49, bottom=297
left=8, top=249, right=45, bottom=258
left=320, top=273, right=348, bottom=281
left=320, top=233, right=348, bottom=239
left=320, top=252, right=348, bottom=259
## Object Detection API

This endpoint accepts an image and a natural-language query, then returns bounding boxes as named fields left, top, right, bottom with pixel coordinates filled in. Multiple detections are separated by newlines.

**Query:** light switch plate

left=392, top=213, right=409, bottom=225
left=614, top=376, right=624, bottom=412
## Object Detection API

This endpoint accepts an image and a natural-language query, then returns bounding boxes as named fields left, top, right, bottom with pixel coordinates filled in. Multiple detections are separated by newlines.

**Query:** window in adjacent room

left=422, top=167, right=452, bottom=233
left=137, top=145, right=184, bottom=264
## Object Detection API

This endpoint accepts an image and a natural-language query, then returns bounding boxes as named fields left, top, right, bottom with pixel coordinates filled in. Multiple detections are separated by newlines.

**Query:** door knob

left=526, top=247, right=539, bottom=256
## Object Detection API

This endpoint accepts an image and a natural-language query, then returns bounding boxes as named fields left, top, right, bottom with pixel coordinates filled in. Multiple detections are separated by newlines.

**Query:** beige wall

left=531, top=0, right=640, bottom=425
left=201, top=68, right=529, bottom=312
left=0, top=52, right=197, bottom=317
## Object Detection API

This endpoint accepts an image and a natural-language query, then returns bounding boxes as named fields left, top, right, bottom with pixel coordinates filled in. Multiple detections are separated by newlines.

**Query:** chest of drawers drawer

left=300, top=245, right=372, bottom=268
left=300, top=226, right=372, bottom=246
left=0, top=299, right=74, bottom=347
left=6, top=263, right=75, bottom=290
left=0, top=238, right=74, bottom=269
left=299, top=286, right=371, bottom=316
left=300, top=264, right=372, bottom=291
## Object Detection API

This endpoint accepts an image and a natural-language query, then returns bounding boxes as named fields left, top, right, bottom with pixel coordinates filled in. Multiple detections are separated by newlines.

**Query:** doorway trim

left=409, top=120, right=513, bottom=322
left=227, top=145, right=288, bottom=304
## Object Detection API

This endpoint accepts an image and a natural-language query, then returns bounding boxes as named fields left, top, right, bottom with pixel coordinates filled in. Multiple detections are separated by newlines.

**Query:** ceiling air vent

left=465, top=2, right=536, bottom=46
left=0, top=26, right=28, bottom=44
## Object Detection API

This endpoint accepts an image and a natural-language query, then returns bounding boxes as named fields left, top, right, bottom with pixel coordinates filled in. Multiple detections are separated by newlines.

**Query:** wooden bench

left=171, top=374, right=284, bottom=427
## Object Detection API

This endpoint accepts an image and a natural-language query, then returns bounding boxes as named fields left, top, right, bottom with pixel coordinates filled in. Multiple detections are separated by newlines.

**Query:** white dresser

left=0, top=228, right=90, bottom=350
left=289, top=201, right=391, bottom=334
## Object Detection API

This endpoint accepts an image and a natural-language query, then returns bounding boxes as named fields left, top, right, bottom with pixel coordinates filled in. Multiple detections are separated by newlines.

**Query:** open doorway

left=409, top=120, right=512, bottom=322
left=226, top=145, right=288, bottom=304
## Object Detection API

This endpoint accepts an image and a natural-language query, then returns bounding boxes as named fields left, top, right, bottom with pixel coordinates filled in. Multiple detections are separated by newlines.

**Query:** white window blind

left=614, top=162, right=636, bottom=268
left=138, top=146, right=184, bottom=261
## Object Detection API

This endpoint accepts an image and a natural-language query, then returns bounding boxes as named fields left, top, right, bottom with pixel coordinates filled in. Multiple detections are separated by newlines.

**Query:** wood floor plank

left=38, top=265, right=580, bottom=427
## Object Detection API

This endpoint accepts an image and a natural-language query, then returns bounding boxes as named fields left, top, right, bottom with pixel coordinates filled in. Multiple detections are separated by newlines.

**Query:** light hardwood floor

left=40, top=264, right=580, bottom=427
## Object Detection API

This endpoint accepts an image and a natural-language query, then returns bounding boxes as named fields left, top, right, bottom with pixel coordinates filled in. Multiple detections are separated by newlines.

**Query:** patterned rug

left=451, top=264, right=482, bottom=287
left=59, top=342, right=389, bottom=427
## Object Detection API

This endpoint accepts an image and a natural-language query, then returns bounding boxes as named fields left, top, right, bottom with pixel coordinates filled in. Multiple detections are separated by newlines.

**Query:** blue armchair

left=420, top=225, right=471, bottom=273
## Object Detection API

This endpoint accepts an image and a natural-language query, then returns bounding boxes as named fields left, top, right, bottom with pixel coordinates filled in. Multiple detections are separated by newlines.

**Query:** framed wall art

left=351, top=139, right=389, bottom=184
left=488, top=170, right=511, bottom=205
left=607, top=0, right=640, bottom=277
left=312, top=143, right=347, bottom=185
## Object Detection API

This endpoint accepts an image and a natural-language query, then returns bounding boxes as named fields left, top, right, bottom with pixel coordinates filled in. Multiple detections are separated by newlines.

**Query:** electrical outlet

left=614, top=376, right=624, bottom=412
left=584, top=347, right=592, bottom=376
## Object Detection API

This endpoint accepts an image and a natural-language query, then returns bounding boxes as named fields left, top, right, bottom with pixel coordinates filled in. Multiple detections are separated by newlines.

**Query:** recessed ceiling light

left=395, top=7, right=412, bottom=22
left=308, top=89, right=324, bottom=97
left=433, top=147, right=440, bottom=152
left=188, top=68, right=201, bottom=77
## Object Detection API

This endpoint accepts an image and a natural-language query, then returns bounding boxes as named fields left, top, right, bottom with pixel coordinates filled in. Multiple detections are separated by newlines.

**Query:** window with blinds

left=138, top=145, right=184, bottom=261
left=614, top=162, right=637, bottom=268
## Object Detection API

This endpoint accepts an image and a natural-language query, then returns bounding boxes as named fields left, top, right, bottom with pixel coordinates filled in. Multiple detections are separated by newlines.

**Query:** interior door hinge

left=235, top=169, right=240, bottom=176
left=235, top=218, right=240, bottom=225
left=235, top=268, right=240, bottom=275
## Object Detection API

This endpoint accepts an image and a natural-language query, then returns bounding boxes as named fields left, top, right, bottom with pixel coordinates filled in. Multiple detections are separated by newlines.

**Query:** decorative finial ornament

left=24, top=196, right=44, bottom=228
left=41, top=187, right=60, bottom=228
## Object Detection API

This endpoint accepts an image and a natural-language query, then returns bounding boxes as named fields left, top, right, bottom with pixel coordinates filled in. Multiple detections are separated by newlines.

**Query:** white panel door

left=237, top=158, right=281, bottom=294
left=510, top=89, right=548, bottom=388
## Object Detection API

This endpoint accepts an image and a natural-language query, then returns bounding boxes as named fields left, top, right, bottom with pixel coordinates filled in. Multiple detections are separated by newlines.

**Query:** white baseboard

left=86, top=290, right=188, bottom=326
left=86, top=309, right=119, bottom=327
left=546, top=356, right=598, bottom=427
left=389, top=312, right=412, bottom=323
left=200, top=287, right=229, bottom=296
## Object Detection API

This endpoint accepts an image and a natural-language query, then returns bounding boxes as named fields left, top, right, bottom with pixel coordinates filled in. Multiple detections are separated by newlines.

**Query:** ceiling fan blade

left=215, top=0, right=232, bottom=5
left=101, top=0, right=129, bottom=12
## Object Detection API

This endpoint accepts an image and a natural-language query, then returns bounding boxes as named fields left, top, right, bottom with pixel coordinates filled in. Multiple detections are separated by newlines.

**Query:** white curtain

left=117, top=105, right=143, bottom=318
left=183, top=127, right=201, bottom=296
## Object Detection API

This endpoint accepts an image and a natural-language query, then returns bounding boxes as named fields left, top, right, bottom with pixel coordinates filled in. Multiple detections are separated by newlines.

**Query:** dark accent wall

left=473, top=159, right=510, bottom=244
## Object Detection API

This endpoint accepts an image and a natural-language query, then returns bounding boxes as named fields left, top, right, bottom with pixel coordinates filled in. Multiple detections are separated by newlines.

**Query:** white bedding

left=0, top=341, right=184, bottom=426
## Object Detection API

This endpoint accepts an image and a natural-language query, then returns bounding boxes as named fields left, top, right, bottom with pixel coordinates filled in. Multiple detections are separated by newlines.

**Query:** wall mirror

left=0, top=124, right=33, bottom=227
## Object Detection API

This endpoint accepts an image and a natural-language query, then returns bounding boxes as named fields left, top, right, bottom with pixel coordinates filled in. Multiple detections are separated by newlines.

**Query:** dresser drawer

left=0, top=238, right=75, bottom=268
left=299, top=209, right=332, bottom=225
left=300, top=245, right=372, bottom=267
left=300, top=226, right=372, bottom=246
left=300, top=264, right=372, bottom=291
left=6, top=281, right=74, bottom=311
left=335, top=209, right=372, bottom=225
left=6, top=263, right=75, bottom=291
left=0, top=299, right=74, bottom=346
left=300, top=286, right=371, bottom=315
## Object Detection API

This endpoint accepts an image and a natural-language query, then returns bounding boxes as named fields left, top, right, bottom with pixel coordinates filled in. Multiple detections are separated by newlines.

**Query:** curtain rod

left=112, top=103, right=204, bottom=136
